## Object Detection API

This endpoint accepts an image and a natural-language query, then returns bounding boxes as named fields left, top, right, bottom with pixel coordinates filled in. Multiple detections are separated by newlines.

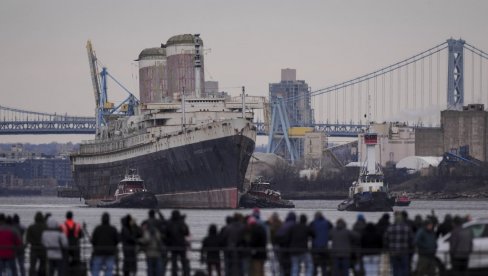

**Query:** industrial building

left=137, top=34, right=205, bottom=103
left=416, top=104, right=488, bottom=161
left=269, top=69, right=313, bottom=126
left=267, top=69, right=316, bottom=162
left=0, top=145, right=73, bottom=195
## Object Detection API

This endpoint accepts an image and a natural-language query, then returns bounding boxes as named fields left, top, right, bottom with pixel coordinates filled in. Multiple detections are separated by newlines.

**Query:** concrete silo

left=137, top=47, right=168, bottom=103
left=166, top=34, right=205, bottom=100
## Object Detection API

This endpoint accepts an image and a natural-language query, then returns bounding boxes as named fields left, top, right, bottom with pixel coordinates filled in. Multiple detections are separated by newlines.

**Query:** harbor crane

left=86, top=40, right=139, bottom=132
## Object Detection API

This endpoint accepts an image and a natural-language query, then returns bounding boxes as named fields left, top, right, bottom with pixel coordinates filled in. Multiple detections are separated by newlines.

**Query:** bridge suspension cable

left=285, top=41, right=449, bottom=103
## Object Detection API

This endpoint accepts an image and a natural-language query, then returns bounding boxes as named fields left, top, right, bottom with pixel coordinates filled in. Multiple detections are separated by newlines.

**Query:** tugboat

left=97, top=169, right=158, bottom=208
left=394, top=192, right=411, bottom=206
left=338, top=133, right=395, bottom=212
left=239, top=177, right=295, bottom=208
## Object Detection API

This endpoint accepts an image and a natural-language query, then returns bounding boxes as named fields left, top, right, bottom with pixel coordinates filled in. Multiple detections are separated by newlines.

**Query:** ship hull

left=72, top=121, right=255, bottom=209
left=96, top=191, right=158, bottom=209
left=338, top=191, right=394, bottom=212
left=239, top=193, right=295, bottom=209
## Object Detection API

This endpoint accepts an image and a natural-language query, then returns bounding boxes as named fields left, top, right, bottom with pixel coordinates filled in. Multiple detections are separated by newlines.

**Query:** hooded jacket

left=26, top=212, right=46, bottom=254
left=41, top=218, right=68, bottom=260
left=330, top=220, right=356, bottom=258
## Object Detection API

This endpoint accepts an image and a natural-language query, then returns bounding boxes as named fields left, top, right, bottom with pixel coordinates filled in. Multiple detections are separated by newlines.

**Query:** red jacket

left=0, top=225, right=21, bottom=259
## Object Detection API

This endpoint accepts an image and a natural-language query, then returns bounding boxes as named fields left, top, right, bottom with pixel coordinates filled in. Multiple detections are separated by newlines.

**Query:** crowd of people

left=0, top=209, right=476, bottom=276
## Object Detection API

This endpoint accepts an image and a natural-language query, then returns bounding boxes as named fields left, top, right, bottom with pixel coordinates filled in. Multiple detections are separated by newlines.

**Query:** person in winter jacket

left=121, top=215, right=141, bottom=276
left=60, top=211, right=84, bottom=269
left=220, top=214, right=245, bottom=276
left=276, top=212, right=296, bottom=276
left=287, top=214, right=314, bottom=276
left=140, top=216, right=164, bottom=276
left=247, top=216, right=267, bottom=276
left=360, top=223, right=382, bottom=276
left=201, top=224, right=222, bottom=276
left=330, top=218, right=356, bottom=276
left=12, top=214, right=26, bottom=276
left=309, top=212, right=330, bottom=276
left=0, top=213, right=21, bottom=276
left=91, top=212, right=119, bottom=276
left=266, top=212, right=282, bottom=276
left=383, top=212, right=414, bottom=276
left=26, top=212, right=47, bottom=276
left=414, top=219, right=437, bottom=276
left=41, top=217, right=68, bottom=276
left=167, top=210, right=190, bottom=276
left=449, top=216, right=473, bottom=274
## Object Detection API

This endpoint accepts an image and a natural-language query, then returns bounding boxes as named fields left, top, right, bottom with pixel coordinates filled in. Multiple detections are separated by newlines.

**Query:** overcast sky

left=1, top=0, right=487, bottom=143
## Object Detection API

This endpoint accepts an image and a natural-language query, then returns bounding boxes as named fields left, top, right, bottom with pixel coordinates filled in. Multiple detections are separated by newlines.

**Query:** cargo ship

left=71, top=34, right=265, bottom=208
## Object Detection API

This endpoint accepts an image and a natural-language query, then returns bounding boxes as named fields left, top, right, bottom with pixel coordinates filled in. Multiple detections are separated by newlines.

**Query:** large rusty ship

left=71, top=34, right=265, bottom=208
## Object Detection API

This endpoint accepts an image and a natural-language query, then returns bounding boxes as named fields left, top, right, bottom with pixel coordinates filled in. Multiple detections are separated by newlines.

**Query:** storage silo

left=137, top=47, right=168, bottom=103
left=166, top=34, right=204, bottom=100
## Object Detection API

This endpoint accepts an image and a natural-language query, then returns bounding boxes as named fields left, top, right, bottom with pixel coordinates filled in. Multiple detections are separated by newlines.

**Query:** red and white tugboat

left=394, top=192, right=412, bottom=206
left=97, top=169, right=157, bottom=208
left=338, top=133, right=395, bottom=212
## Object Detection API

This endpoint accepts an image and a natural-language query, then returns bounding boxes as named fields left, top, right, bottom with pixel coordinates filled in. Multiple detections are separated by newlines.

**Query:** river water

left=1, top=196, right=487, bottom=242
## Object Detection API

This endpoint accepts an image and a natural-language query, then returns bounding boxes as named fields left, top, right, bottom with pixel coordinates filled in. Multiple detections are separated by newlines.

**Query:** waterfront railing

left=3, top=244, right=488, bottom=276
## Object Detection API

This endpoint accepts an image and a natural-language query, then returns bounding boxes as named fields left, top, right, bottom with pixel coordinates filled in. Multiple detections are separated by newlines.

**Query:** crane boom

left=86, top=40, right=101, bottom=108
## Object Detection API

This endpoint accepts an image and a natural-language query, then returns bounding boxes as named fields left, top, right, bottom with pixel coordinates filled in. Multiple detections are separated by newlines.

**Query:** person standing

left=26, top=212, right=47, bottom=276
left=360, top=223, right=382, bottom=276
left=414, top=219, right=437, bottom=276
left=12, top=214, right=26, bottom=276
left=266, top=213, right=282, bottom=276
left=0, top=213, right=21, bottom=276
left=91, top=213, right=119, bottom=276
left=201, top=224, right=222, bottom=276
left=166, top=210, right=190, bottom=276
left=248, top=216, right=267, bottom=276
left=288, top=214, right=314, bottom=276
left=449, top=216, right=473, bottom=275
left=383, top=212, right=414, bottom=276
left=276, top=212, right=297, bottom=276
left=330, top=219, right=356, bottom=276
left=140, top=215, right=164, bottom=276
left=41, top=217, right=68, bottom=276
left=121, top=215, right=141, bottom=276
left=220, top=214, right=245, bottom=276
left=60, top=211, right=84, bottom=273
left=309, top=212, right=330, bottom=276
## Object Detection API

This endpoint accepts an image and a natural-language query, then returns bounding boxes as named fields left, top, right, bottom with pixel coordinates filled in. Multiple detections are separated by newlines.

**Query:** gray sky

left=1, top=0, right=487, bottom=143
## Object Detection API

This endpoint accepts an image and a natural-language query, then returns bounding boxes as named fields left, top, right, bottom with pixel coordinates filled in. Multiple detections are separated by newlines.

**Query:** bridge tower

left=447, top=38, right=465, bottom=110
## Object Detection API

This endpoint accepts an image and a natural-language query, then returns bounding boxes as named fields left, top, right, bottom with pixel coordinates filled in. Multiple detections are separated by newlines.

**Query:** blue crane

left=86, top=40, right=139, bottom=131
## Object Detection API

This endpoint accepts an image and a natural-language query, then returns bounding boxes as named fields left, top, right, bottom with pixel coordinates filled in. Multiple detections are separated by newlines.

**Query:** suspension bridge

left=1, top=38, right=488, bottom=137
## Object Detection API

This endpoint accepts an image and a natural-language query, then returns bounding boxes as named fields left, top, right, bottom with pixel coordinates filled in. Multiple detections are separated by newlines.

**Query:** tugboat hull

left=239, top=193, right=295, bottom=208
left=97, top=191, right=158, bottom=209
left=338, top=192, right=394, bottom=212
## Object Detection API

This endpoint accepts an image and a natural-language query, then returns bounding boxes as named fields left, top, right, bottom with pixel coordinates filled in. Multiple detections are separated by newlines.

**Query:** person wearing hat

left=414, top=219, right=437, bottom=275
